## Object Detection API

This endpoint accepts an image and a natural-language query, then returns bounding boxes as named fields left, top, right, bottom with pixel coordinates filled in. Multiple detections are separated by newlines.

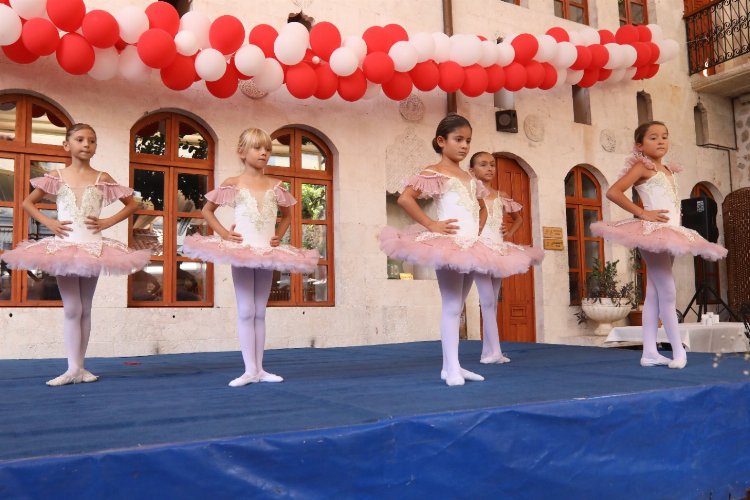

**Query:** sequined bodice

left=634, top=171, right=680, bottom=227
left=56, top=183, right=105, bottom=244
left=480, top=196, right=505, bottom=243
left=234, top=188, right=279, bottom=248
left=434, top=177, right=481, bottom=239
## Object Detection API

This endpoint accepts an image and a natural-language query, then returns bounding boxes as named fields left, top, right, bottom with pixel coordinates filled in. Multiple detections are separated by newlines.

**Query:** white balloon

left=432, top=32, right=450, bottom=63
left=274, top=34, right=306, bottom=65
left=579, top=27, right=600, bottom=45
left=343, top=35, right=366, bottom=64
left=279, top=22, right=310, bottom=46
left=253, top=58, right=284, bottom=92
left=660, top=39, right=679, bottom=62
left=234, top=44, right=265, bottom=76
left=195, top=48, right=227, bottom=82
left=552, top=41, right=577, bottom=69
left=329, top=46, right=358, bottom=76
left=115, top=6, right=149, bottom=45
left=0, top=4, right=22, bottom=46
left=175, top=31, right=199, bottom=57
left=9, top=0, right=45, bottom=20
left=496, top=42, right=515, bottom=66
left=620, top=44, right=637, bottom=67
left=603, top=43, right=621, bottom=69
left=554, top=67, right=568, bottom=87
left=179, top=11, right=211, bottom=49
left=647, top=24, right=664, bottom=42
left=624, top=67, right=638, bottom=80
left=88, top=48, right=119, bottom=81
left=119, top=46, right=151, bottom=82
left=449, top=34, right=481, bottom=66
left=389, top=40, right=418, bottom=72
left=535, top=34, right=558, bottom=63
left=410, top=32, right=435, bottom=63
left=478, top=40, right=497, bottom=67
left=567, top=31, right=581, bottom=46
left=565, top=69, right=583, bottom=85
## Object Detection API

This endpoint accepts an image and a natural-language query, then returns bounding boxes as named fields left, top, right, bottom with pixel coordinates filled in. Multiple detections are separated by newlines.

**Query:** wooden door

left=492, top=155, right=536, bottom=342
left=684, top=0, right=716, bottom=75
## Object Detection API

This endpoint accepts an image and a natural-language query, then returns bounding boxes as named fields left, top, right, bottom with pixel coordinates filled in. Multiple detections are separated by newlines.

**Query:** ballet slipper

left=80, top=369, right=99, bottom=383
left=258, top=371, right=284, bottom=383
left=480, top=353, right=511, bottom=364
left=444, top=373, right=465, bottom=386
left=46, top=371, right=83, bottom=386
left=228, top=373, right=260, bottom=387
left=440, top=368, right=485, bottom=382
left=668, top=357, right=687, bottom=369
left=640, top=354, right=672, bottom=367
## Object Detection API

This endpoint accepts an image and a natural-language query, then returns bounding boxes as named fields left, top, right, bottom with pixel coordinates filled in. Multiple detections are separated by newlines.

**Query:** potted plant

left=579, top=258, right=635, bottom=336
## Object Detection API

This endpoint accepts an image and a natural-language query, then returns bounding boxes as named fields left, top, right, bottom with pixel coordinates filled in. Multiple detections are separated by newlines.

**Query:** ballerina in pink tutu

left=182, top=128, right=318, bottom=387
left=1, top=124, right=150, bottom=386
left=379, top=115, right=542, bottom=386
left=468, top=152, right=544, bottom=365
left=591, top=121, right=727, bottom=369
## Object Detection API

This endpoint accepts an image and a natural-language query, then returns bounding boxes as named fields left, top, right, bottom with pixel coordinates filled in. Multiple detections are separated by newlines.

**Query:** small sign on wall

left=543, top=239, right=565, bottom=251
left=542, top=226, right=564, bottom=251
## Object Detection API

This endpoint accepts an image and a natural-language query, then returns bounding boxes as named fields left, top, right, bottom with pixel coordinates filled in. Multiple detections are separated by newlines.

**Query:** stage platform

left=1, top=341, right=749, bottom=499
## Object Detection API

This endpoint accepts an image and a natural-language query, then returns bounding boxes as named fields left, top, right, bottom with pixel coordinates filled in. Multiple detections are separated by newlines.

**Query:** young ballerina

left=591, top=121, right=727, bottom=369
left=1, top=124, right=150, bottom=386
left=468, top=152, right=544, bottom=364
left=379, top=115, right=542, bottom=386
left=182, top=128, right=318, bottom=387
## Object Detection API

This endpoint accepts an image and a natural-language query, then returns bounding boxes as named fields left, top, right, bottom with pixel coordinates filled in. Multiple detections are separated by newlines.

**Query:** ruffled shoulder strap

left=475, top=180, right=491, bottom=199
left=273, top=182, right=296, bottom=207
left=204, top=185, right=238, bottom=207
left=500, top=196, right=523, bottom=213
left=30, top=173, right=63, bottom=195
left=618, top=149, right=684, bottom=179
left=96, top=180, right=135, bottom=206
left=402, top=170, right=448, bottom=199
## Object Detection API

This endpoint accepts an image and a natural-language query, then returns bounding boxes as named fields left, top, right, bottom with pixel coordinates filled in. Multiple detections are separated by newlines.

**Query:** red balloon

left=578, top=68, right=599, bottom=88
left=210, top=15, right=245, bottom=55
left=206, top=64, right=239, bottom=98
left=161, top=54, right=198, bottom=91
left=615, top=25, right=639, bottom=45
left=438, top=61, right=465, bottom=92
left=460, top=64, right=488, bottom=97
left=646, top=64, right=659, bottom=78
left=485, top=64, right=505, bottom=93
left=598, top=68, right=613, bottom=81
left=82, top=10, right=120, bottom=48
left=286, top=62, right=318, bottom=99
left=588, top=44, right=609, bottom=69
left=410, top=61, right=439, bottom=91
left=524, top=61, right=545, bottom=89
left=46, top=0, right=86, bottom=32
left=570, top=46, right=592, bottom=70
left=539, top=63, right=557, bottom=90
left=56, top=33, right=95, bottom=75
left=248, top=24, right=278, bottom=58
left=383, top=24, right=408, bottom=43
left=363, top=52, right=395, bottom=84
left=637, top=25, right=652, bottom=42
left=338, top=68, right=367, bottom=101
left=3, top=39, right=39, bottom=64
left=647, top=42, right=660, bottom=64
left=145, top=2, right=180, bottom=37
left=115, top=38, right=128, bottom=52
left=138, top=29, right=177, bottom=69
left=511, top=34, right=538, bottom=64
left=309, top=21, right=341, bottom=61
left=22, top=18, right=60, bottom=56
left=314, top=63, right=338, bottom=99
left=633, top=42, right=651, bottom=67
left=382, top=71, right=413, bottom=101
left=545, top=27, right=569, bottom=43
left=503, top=62, right=527, bottom=92
left=229, top=56, right=252, bottom=80
left=598, top=29, right=616, bottom=45
left=362, top=26, right=395, bottom=54
left=632, top=65, right=650, bottom=80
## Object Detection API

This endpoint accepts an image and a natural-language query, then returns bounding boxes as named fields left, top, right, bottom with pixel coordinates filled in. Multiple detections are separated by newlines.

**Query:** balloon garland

left=0, top=0, right=681, bottom=101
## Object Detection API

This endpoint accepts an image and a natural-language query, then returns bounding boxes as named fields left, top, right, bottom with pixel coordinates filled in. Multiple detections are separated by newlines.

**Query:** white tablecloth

left=605, top=322, right=749, bottom=353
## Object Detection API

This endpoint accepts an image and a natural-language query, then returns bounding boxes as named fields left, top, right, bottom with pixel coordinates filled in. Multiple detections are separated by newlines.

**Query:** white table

left=604, top=322, right=749, bottom=353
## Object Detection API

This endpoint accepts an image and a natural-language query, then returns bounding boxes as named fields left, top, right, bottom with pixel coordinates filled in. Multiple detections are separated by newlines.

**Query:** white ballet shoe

left=440, top=368, right=485, bottom=382
left=480, top=353, right=511, bottom=364
left=46, top=372, right=83, bottom=386
left=228, top=373, right=260, bottom=387
left=640, top=354, right=672, bottom=367
left=668, top=357, right=687, bottom=369
left=258, top=371, right=284, bottom=383
left=444, top=373, right=465, bottom=386
left=80, top=369, right=99, bottom=383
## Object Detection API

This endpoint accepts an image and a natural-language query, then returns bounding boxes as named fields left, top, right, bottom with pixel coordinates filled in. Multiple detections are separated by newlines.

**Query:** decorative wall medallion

left=523, top=114, right=544, bottom=142
left=399, top=95, right=425, bottom=122
left=600, top=129, right=616, bottom=152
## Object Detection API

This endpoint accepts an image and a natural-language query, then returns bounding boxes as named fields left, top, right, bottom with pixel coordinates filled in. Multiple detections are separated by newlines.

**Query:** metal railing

left=685, top=0, right=750, bottom=75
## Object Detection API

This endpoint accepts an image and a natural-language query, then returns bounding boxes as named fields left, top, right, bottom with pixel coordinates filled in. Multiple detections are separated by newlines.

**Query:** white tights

left=231, top=266, right=274, bottom=378
left=56, top=275, right=99, bottom=374
left=436, top=269, right=475, bottom=383
left=472, top=273, right=505, bottom=360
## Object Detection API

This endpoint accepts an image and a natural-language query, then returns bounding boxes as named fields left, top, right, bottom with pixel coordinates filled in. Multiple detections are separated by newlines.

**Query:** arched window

left=267, top=127, right=334, bottom=306
left=691, top=183, right=721, bottom=302
left=565, top=166, right=604, bottom=304
left=128, top=112, right=214, bottom=306
left=0, top=94, right=72, bottom=305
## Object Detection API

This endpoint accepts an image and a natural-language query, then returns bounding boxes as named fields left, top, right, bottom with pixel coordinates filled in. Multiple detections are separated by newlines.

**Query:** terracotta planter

left=581, top=298, right=632, bottom=336
left=628, top=310, right=642, bottom=326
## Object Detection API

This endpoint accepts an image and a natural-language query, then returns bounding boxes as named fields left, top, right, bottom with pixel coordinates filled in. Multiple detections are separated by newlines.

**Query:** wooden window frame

left=266, top=127, right=335, bottom=307
left=691, top=183, right=720, bottom=304
left=619, top=0, right=649, bottom=26
left=0, top=94, right=72, bottom=307
left=127, top=113, right=214, bottom=308
left=555, top=0, right=589, bottom=24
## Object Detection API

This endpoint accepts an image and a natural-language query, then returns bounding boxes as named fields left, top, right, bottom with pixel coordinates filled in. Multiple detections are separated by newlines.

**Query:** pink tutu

left=182, top=234, right=319, bottom=273
left=379, top=225, right=544, bottom=278
left=1, top=238, right=151, bottom=277
left=590, top=220, right=727, bottom=260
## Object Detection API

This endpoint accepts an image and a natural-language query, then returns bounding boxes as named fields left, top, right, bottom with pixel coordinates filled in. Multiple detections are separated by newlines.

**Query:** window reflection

left=134, top=120, right=167, bottom=156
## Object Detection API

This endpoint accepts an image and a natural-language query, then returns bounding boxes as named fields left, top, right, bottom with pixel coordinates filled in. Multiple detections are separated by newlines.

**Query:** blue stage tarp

left=1, top=342, right=749, bottom=499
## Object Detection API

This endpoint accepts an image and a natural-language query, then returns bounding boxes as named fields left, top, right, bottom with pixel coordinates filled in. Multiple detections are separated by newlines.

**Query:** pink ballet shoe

left=640, top=354, right=671, bottom=367
left=480, top=353, right=511, bottom=364
left=258, top=371, right=284, bottom=383
left=46, top=372, right=83, bottom=386
left=228, top=373, right=260, bottom=387
left=668, top=357, right=687, bottom=369
left=80, top=369, right=99, bottom=383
